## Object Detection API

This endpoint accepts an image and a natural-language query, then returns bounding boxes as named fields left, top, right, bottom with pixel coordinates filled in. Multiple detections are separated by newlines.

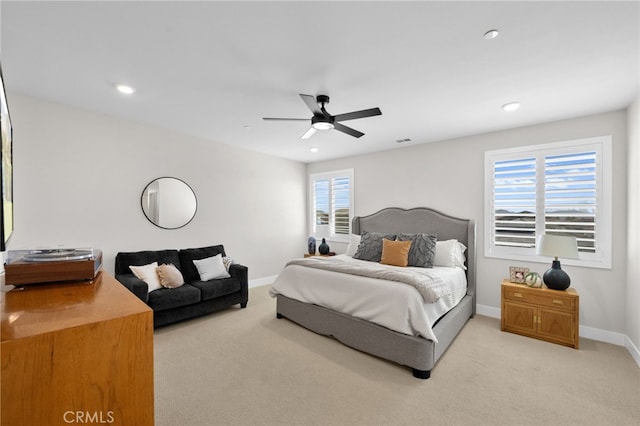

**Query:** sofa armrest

left=115, top=274, right=149, bottom=303
left=229, top=264, right=248, bottom=307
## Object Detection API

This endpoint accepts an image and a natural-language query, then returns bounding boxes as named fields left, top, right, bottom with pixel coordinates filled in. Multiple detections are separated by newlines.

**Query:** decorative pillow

left=222, top=256, right=236, bottom=271
left=345, top=234, right=362, bottom=257
left=397, top=233, right=437, bottom=268
left=178, top=245, right=226, bottom=283
left=193, top=254, right=231, bottom=281
left=129, top=262, right=162, bottom=292
left=353, top=231, right=397, bottom=262
left=434, top=239, right=467, bottom=269
left=380, top=238, right=412, bottom=267
left=156, top=263, right=185, bottom=288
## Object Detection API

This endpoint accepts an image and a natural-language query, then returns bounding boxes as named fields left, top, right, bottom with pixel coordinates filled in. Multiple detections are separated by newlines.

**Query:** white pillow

left=434, top=239, right=467, bottom=269
left=129, top=262, right=163, bottom=292
left=346, top=234, right=362, bottom=257
left=193, top=254, right=231, bottom=281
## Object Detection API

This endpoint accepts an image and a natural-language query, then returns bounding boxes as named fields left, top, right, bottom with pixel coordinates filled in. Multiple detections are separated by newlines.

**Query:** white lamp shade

left=536, top=234, right=579, bottom=259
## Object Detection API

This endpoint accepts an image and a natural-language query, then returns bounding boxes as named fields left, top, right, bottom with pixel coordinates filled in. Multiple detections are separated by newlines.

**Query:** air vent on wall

left=395, top=138, right=412, bottom=144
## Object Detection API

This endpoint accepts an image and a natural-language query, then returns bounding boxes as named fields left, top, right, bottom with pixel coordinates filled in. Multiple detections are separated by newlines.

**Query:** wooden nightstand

left=303, top=254, right=333, bottom=258
left=501, top=279, right=579, bottom=349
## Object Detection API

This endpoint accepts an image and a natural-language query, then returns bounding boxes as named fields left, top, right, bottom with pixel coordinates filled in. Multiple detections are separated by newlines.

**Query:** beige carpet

left=154, top=285, right=640, bottom=426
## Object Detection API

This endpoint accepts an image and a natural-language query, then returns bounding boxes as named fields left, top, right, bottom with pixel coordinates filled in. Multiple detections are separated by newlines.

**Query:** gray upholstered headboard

left=352, top=207, right=476, bottom=313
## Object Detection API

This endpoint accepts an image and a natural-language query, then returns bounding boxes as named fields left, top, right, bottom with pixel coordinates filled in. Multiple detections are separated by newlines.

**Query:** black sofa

left=115, top=245, right=248, bottom=328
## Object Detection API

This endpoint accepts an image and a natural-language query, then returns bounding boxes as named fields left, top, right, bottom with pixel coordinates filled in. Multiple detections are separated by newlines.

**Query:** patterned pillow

left=222, top=256, right=236, bottom=271
left=397, top=233, right=437, bottom=268
left=353, top=231, right=397, bottom=262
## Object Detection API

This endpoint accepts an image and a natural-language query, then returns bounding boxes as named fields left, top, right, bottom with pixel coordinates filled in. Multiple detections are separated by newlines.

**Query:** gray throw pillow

left=397, top=233, right=437, bottom=268
left=353, top=231, right=397, bottom=262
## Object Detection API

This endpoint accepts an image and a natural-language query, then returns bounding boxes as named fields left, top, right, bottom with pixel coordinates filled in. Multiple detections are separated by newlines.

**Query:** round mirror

left=141, top=177, right=197, bottom=229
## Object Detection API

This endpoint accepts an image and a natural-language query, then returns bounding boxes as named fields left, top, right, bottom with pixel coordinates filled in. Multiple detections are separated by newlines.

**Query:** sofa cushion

left=115, top=250, right=181, bottom=275
left=179, top=245, right=227, bottom=282
left=190, top=278, right=241, bottom=301
left=147, top=283, right=201, bottom=312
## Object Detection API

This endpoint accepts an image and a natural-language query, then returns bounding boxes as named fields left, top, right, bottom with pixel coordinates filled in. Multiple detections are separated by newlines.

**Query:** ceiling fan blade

left=263, top=117, right=309, bottom=121
left=300, top=94, right=323, bottom=116
left=333, top=107, right=382, bottom=122
left=301, top=127, right=317, bottom=139
left=334, top=122, right=364, bottom=138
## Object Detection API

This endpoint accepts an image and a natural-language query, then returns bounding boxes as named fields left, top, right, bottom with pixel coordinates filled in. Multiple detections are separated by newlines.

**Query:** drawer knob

left=513, top=292, right=523, bottom=298
left=553, top=299, right=564, bottom=305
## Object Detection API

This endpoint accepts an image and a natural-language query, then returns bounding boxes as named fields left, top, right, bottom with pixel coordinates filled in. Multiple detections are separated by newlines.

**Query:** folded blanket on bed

left=286, top=257, right=450, bottom=303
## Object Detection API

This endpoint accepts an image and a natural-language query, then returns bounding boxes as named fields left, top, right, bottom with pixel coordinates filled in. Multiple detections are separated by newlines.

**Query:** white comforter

left=269, top=254, right=467, bottom=342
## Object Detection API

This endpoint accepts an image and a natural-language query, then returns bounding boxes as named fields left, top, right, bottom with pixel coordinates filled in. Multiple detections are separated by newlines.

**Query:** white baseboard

left=476, top=303, right=640, bottom=368
left=249, top=275, right=277, bottom=289
left=476, top=304, right=501, bottom=319
left=625, top=336, right=640, bottom=368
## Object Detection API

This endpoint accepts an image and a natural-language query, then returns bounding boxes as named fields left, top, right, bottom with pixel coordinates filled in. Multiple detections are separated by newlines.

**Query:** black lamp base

left=543, top=260, right=571, bottom=290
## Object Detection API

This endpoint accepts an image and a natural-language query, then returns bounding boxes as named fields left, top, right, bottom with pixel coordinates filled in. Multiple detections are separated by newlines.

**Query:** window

left=310, top=169, right=354, bottom=241
left=485, top=136, right=612, bottom=269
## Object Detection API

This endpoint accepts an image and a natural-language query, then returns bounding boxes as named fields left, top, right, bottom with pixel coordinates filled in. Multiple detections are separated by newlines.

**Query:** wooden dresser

left=1, top=271, right=154, bottom=426
left=501, top=279, right=579, bottom=349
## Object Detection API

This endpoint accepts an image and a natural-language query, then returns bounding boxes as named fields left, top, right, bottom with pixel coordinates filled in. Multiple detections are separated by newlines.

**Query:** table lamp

left=536, top=234, right=579, bottom=290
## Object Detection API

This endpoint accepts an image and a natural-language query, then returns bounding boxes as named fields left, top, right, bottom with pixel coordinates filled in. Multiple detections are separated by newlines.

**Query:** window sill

left=484, top=252, right=611, bottom=270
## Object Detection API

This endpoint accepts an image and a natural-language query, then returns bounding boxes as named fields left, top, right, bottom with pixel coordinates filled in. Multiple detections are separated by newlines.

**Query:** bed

left=270, top=207, right=476, bottom=379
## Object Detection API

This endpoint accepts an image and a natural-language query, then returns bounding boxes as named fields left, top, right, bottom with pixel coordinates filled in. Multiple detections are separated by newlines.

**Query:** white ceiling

left=1, top=1, right=638, bottom=163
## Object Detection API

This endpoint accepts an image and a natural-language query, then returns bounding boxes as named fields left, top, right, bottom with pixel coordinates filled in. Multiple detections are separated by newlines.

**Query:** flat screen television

left=1, top=64, right=14, bottom=252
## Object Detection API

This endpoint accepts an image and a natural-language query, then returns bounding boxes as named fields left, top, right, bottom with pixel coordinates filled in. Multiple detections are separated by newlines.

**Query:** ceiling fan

left=263, top=94, right=382, bottom=139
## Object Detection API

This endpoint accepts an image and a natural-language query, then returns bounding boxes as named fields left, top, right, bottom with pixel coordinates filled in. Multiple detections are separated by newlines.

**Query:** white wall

left=308, top=110, right=629, bottom=338
left=627, top=95, right=640, bottom=361
left=6, top=93, right=307, bottom=281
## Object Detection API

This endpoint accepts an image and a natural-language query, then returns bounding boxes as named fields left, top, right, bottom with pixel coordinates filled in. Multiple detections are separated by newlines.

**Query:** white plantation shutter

left=493, top=157, right=537, bottom=249
left=332, top=176, right=351, bottom=235
left=544, top=151, right=597, bottom=253
left=313, top=179, right=330, bottom=226
left=485, top=136, right=611, bottom=269
left=310, top=170, right=354, bottom=240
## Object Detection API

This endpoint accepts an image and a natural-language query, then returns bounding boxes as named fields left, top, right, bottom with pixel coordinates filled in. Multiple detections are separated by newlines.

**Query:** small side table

left=501, top=279, right=579, bottom=349
left=303, top=254, right=334, bottom=258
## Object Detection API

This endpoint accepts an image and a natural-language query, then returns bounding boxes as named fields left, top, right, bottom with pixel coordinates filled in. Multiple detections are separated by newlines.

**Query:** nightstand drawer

left=503, top=287, right=576, bottom=311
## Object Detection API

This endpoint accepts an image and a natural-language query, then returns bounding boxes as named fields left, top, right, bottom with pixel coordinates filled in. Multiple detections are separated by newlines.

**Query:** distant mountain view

left=494, top=209, right=595, bottom=252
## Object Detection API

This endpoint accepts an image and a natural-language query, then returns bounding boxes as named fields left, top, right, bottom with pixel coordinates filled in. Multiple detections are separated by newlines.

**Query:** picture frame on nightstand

left=509, top=266, right=529, bottom=284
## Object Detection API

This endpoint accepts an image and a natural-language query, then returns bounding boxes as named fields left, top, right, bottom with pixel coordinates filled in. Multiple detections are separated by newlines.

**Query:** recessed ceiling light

left=484, top=29, right=499, bottom=40
left=310, top=147, right=319, bottom=153
left=116, top=84, right=135, bottom=95
left=502, top=102, right=521, bottom=112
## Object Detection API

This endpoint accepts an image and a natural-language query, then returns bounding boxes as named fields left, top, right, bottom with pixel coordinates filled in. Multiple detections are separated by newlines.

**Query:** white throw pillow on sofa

left=193, top=254, right=231, bottom=281
left=129, top=262, right=163, bottom=292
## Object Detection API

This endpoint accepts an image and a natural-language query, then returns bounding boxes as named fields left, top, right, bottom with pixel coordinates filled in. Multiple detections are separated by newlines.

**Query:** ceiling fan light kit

left=263, top=94, right=382, bottom=139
